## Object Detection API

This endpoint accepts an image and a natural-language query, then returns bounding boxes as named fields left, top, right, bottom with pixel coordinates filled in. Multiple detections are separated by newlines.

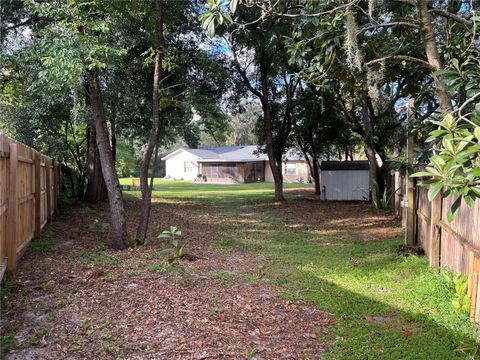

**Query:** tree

left=203, top=6, right=304, bottom=201
left=137, top=0, right=164, bottom=244
left=295, top=91, right=353, bottom=195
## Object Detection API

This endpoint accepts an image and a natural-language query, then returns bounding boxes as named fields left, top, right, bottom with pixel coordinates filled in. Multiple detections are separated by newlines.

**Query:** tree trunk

left=362, top=94, right=381, bottom=203
left=85, top=71, right=128, bottom=250
left=136, top=0, right=163, bottom=244
left=110, top=116, right=117, bottom=163
left=416, top=0, right=453, bottom=114
left=85, top=124, right=108, bottom=201
left=312, top=154, right=320, bottom=195
left=260, top=71, right=284, bottom=202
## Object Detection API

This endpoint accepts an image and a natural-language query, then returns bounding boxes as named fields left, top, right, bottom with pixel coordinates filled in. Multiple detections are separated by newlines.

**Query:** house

left=161, top=145, right=311, bottom=183
left=319, top=161, right=370, bottom=200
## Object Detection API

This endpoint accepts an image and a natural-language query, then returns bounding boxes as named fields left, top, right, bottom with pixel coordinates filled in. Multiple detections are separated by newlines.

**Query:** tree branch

left=365, top=55, right=435, bottom=70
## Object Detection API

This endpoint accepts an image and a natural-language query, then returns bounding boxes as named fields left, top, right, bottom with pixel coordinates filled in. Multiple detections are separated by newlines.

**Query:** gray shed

left=320, top=161, right=370, bottom=201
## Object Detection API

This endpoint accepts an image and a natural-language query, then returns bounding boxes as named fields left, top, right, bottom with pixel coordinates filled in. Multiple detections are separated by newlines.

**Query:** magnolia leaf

left=447, top=196, right=462, bottom=222
left=229, top=0, right=238, bottom=13
left=474, top=127, right=480, bottom=141
left=464, top=193, right=475, bottom=208
left=428, top=181, right=443, bottom=201
left=410, top=171, right=435, bottom=178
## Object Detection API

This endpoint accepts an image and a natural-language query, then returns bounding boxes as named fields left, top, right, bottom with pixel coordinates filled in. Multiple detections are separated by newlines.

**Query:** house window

left=184, top=161, right=192, bottom=173
left=285, top=163, right=296, bottom=175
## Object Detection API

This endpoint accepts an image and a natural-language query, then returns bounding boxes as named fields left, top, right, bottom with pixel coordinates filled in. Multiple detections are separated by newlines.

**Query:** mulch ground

left=1, top=192, right=400, bottom=359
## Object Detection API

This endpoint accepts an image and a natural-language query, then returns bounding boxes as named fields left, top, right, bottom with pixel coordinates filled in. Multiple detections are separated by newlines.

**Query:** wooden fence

left=0, top=133, right=60, bottom=281
left=393, top=172, right=480, bottom=322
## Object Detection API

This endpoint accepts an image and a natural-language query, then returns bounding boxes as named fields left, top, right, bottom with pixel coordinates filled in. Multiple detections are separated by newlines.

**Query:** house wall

left=164, top=151, right=200, bottom=180
left=320, top=170, right=369, bottom=200
left=265, top=160, right=311, bottom=184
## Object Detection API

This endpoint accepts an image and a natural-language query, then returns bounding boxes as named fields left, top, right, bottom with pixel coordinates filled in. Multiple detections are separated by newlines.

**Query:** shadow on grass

left=186, top=200, right=476, bottom=359
left=122, top=184, right=476, bottom=358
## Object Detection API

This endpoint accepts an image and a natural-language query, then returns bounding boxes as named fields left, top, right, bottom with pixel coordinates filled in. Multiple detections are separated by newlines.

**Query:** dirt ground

left=1, top=192, right=401, bottom=359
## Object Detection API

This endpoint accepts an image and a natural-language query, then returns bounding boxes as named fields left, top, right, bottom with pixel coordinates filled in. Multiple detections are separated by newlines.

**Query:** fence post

left=6, top=143, right=18, bottom=270
left=46, top=157, right=52, bottom=222
left=34, top=153, right=41, bottom=237
left=53, top=160, right=58, bottom=211
left=429, top=193, right=442, bottom=268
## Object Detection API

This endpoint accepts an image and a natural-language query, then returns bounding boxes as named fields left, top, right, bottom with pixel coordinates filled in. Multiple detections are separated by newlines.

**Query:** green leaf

left=474, top=127, right=480, bottom=141
left=428, top=181, right=444, bottom=201
left=447, top=196, right=462, bottom=222
left=410, top=171, right=434, bottom=178
left=464, top=193, right=475, bottom=208
left=229, top=0, right=238, bottom=13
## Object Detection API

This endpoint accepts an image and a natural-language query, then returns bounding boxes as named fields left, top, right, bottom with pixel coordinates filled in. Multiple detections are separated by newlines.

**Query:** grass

left=122, top=179, right=478, bottom=359
left=119, top=178, right=312, bottom=202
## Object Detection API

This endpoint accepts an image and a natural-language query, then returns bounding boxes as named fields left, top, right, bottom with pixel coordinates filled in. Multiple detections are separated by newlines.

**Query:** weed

left=0, top=326, right=17, bottom=354
left=73, top=251, right=120, bottom=269
left=81, top=206, right=97, bottom=214
left=101, top=330, right=118, bottom=341
left=89, top=219, right=110, bottom=233
left=208, top=298, right=224, bottom=317
left=247, top=347, right=261, bottom=359
left=148, top=263, right=185, bottom=276
left=25, top=328, right=49, bottom=347
left=29, top=237, right=61, bottom=253
left=372, top=183, right=400, bottom=211
left=209, top=270, right=237, bottom=285
left=240, top=272, right=260, bottom=284
left=443, top=271, right=471, bottom=315
left=102, top=342, right=120, bottom=355
left=1, top=272, right=17, bottom=301
left=69, top=340, right=82, bottom=352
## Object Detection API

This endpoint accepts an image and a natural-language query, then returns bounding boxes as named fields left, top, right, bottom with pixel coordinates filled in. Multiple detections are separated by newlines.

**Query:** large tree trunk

left=85, top=71, right=128, bottom=250
left=136, top=0, right=163, bottom=244
left=85, top=124, right=108, bottom=201
left=416, top=0, right=453, bottom=114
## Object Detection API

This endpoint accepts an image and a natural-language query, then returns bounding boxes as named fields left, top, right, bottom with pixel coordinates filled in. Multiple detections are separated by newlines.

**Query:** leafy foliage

left=443, top=272, right=471, bottom=316
left=412, top=53, right=480, bottom=221
left=157, top=226, right=189, bottom=262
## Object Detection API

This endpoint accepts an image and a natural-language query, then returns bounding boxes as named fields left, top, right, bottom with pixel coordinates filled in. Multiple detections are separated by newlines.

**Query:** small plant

left=157, top=226, right=189, bottom=263
left=0, top=326, right=17, bottom=354
left=443, top=272, right=471, bottom=315
left=247, top=347, right=261, bottom=359
left=457, top=338, right=480, bottom=359
left=89, top=219, right=110, bottom=233
left=372, top=182, right=399, bottom=211
left=208, top=298, right=224, bottom=317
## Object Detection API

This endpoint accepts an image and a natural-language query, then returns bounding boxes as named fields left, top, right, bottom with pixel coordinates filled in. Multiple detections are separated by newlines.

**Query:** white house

left=161, top=146, right=311, bottom=183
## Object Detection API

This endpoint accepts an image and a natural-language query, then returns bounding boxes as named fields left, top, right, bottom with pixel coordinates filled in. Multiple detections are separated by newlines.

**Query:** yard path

left=2, top=192, right=353, bottom=359
left=8, top=188, right=473, bottom=359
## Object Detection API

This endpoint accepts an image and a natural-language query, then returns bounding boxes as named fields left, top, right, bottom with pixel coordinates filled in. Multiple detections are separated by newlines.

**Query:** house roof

left=320, top=160, right=369, bottom=171
left=161, top=146, right=304, bottom=162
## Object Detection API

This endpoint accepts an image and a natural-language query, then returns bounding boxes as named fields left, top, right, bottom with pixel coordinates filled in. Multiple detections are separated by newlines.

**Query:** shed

left=320, top=161, right=370, bottom=201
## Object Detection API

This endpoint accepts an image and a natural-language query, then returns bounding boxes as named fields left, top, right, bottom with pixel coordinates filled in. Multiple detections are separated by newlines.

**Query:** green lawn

left=120, top=179, right=477, bottom=359
left=119, top=178, right=313, bottom=202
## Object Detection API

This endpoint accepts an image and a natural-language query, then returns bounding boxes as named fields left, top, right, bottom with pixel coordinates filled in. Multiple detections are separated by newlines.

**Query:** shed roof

left=320, top=160, right=369, bottom=171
